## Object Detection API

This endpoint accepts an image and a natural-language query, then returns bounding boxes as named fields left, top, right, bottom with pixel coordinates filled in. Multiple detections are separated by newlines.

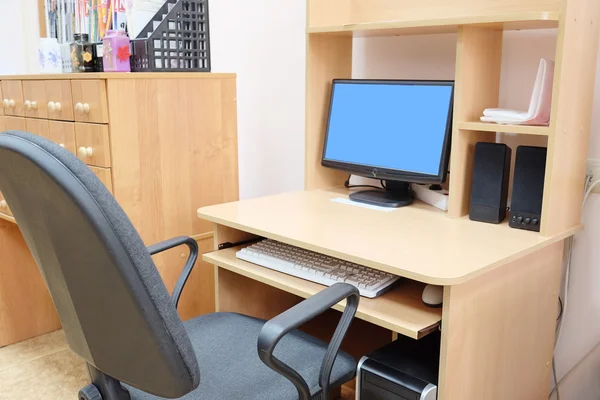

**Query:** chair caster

left=79, top=384, right=103, bottom=400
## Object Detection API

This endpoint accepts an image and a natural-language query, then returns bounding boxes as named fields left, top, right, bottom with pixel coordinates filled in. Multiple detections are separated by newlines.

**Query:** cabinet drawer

left=1, top=81, right=24, bottom=116
left=0, top=116, right=5, bottom=131
left=89, top=166, right=113, bottom=194
left=22, top=81, right=48, bottom=119
left=75, top=123, right=111, bottom=167
left=25, top=118, right=50, bottom=138
left=46, top=80, right=74, bottom=121
left=5, top=117, right=26, bottom=131
left=48, top=121, right=76, bottom=154
left=0, top=191, right=13, bottom=217
left=71, top=80, right=108, bottom=123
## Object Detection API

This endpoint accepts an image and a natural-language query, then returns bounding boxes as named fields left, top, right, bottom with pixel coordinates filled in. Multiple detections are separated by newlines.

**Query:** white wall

left=0, top=0, right=40, bottom=75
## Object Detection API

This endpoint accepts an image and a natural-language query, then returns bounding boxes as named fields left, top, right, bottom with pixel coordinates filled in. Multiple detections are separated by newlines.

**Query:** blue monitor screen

left=323, top=81, right=453, bottom=177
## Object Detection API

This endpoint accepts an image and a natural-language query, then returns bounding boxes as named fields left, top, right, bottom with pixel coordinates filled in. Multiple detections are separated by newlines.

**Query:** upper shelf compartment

left=307, top=0, right=560, bottom=36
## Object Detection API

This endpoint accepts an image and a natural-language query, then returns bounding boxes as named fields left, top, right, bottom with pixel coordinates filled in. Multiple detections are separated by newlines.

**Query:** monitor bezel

left=321, top=79, right=455, bottom=185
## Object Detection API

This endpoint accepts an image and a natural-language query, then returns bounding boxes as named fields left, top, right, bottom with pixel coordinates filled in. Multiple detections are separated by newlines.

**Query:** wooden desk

left=198, top=188, right=566, bottom=399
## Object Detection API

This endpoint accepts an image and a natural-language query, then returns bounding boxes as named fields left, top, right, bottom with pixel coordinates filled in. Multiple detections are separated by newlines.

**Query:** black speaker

left=469, top=142, right=511, bottom=224
left=510, top=146, right=547, bottom=232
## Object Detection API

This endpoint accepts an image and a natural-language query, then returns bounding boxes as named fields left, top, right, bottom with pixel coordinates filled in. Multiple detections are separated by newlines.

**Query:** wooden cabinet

left=0, top=73, right=238, bottom=346
left=48, top=121, right=77, bottom=154
left=25, top=118, right=49, bottom=138
left=74, top=123, right=111, bottom=167
left=0, top=85, right=4, bottom=116
left=46, top=80, right=74, bottom=121
left=5, top=117, right=26, bottom=131
left=71, top=80, right=109, bottom=123
left=1, top=81, right=24, bottom=116
left=22, top=81, right=48, bottom=119
left=0, top=191, right=12, bottom=218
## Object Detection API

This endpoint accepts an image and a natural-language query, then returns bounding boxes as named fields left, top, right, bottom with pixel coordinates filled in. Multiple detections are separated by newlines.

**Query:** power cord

left=344, top=174, right=386, bottom=190
left=550, top=176, right=600, bottom=400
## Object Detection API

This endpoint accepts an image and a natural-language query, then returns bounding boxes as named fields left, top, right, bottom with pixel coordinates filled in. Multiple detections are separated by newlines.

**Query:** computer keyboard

left=236, top=239, right=400, bottom=298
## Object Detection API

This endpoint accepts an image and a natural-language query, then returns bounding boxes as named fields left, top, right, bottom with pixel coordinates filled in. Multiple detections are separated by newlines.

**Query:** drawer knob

left=75, top=102, right=90, bottom=113
left=55, top=102, right=62, bottom=112
left=8, top=99, right=15, bottom=108
left=0, top=200, right=6, bottom=209
left=31, top=101, right=37, bottom=110
left=2, top=99, right=9, bottom=108
left=59, top=143, right=65, bottom=148
left=78, top=146, right=93, bottom=158
left=48, top=101, right=56, bottom=112
left=24, top=100, right=31, bottom=110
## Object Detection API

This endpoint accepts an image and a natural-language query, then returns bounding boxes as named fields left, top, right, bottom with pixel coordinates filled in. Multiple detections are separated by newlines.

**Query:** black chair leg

left=79, top=364, right=131, bottom=400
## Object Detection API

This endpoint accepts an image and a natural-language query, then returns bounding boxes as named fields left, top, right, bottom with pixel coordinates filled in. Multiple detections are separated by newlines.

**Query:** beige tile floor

left=0, top=330, right=89, bottom=400
left=0, top=331, right=355, bottom=400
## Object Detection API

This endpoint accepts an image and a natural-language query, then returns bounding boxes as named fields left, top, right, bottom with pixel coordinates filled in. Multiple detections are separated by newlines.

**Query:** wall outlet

left=587, top=158, right=600, bottom=193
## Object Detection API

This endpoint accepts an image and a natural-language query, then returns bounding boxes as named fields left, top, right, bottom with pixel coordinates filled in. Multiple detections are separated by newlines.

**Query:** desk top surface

left=198, top=188, right=577, bottom=285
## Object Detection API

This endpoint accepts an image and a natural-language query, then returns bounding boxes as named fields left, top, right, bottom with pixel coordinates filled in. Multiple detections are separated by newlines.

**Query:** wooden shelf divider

left=457, top=121, right=551, bottom=136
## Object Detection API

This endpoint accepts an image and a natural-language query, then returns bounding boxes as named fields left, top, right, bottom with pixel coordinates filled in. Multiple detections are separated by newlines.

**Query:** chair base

left=84, top=364, right=131, bottom=400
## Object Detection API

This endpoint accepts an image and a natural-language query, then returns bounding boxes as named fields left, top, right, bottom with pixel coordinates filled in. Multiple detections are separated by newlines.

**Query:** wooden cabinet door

left=71, top=80, right=109, bottom=123
left=46, top=80, right=74, bottom=121
left=0, top=116, right=5, bottom=131
left=1, top=81, right=24, bottom=116
left=89, top=166, right=113, bottom=194
left=48, top=121, right=77, bottom=154
left=4, top=117, right=26, bottom=131
left=22, top=81, right=48, bottom=119
left=25, top=118, right=50, bottom=138
left=74, top=123, right=111, bottom=167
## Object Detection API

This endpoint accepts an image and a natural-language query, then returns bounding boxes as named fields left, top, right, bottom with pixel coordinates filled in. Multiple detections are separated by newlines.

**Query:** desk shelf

left=204, top=245, right=442, bottom=339
left=457, top=121, right=551, bottom=136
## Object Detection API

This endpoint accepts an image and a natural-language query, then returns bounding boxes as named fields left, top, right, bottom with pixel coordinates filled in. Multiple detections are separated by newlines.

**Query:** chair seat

left=124, top=312, right=357, bottom=400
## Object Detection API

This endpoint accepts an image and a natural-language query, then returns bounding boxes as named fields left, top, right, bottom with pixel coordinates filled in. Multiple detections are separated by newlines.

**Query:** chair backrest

left=0, top=131, right=200, bottom=398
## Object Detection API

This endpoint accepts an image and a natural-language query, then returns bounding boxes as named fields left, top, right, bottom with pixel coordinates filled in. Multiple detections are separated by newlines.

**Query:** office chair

left=0, top=131, right=360, bottom=400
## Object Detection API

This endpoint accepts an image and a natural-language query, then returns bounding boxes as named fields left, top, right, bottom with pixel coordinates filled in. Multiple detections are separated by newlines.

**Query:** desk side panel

left=0, top=221, right=61, bottom=346
left=438, top=241, right=563, bottom=400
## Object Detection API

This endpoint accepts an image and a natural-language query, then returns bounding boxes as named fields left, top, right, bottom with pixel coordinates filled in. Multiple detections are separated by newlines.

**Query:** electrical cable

left=549, top=176, right=600, bottom=399
left=344, top=174, right=386, bottom=190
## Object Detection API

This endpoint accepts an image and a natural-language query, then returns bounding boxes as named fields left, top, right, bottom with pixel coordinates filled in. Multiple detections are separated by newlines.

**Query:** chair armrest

left=147, top=236, right=199, bottom=308
left=257, top=283, right=360, bottom=400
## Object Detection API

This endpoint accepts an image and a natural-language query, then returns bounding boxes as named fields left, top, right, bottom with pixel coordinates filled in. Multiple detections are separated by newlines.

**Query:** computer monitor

left=322, top=79, right=454, bottom=208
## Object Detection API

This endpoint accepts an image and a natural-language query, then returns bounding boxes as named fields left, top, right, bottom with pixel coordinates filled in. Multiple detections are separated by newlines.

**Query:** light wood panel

left=308, top=15, right=559, bottom=37
left=46, top=80, right=74, bottom=121
left=1, top=81, right=24, bottom=117
left=307, top=0, right=561, bottom=29
left=107, top=77, right=239, bottom=243
left=25, top=118, right=50, bottom=138
left=0, top=116, right=5, bottom=131
left=88, top=166, right=113, bottom=194
left=74, top=123, right=112, bottom=167
left=458, top=121, right=550, bottom=136
left=47, top=121, right=77, bottom=155
left=206, top=245, right=441, bottom=338
left=305, top=34, right=352, bottom=190
left=38, top=0, right=47, bottom=38
left=71, top=80, right=109, bottom=123
left=541, top=0, right=600, bottom=236
left=438, top=241, right=563, bottom=399
left=0, top=84, right=4, bottom=116
left=0, top=221, right=61, bottom=346
left=107, top=77, right=239, bottom=315
left=0, top=73, right=236, bottom=80
left=447, top=27, right=503, bottom=218
left=0, top=191, right=13, bottom=218
left=22, top=80, right=48, bottom=119
left=217, top=267, right=393, bottom=359
left=5, top=117, right=27, bottom=131
left=199, top=188, right=578, bottom=285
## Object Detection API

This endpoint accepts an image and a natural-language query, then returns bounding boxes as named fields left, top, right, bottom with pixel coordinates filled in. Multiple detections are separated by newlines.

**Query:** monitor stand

left=349, top=181, right=414, bottom=208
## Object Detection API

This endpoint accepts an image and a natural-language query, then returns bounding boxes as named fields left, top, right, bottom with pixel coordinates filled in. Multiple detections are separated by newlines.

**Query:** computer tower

left=509, top=146, right=547, bottom=232
left=469, top=142, right=512, bottom=224
left=357, top=331, right=440, bottom=400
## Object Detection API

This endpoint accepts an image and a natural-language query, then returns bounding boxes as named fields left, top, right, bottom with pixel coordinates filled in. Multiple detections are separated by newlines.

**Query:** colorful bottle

left=79, top=34, right=96, bottom=72
left=70, top=34, right=83, bottom=72
left=102, top=30, right=131, bottom=72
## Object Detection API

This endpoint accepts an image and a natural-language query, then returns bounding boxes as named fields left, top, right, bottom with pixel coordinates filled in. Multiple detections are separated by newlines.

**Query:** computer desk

left=197, top=187, right=577, bottom=399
